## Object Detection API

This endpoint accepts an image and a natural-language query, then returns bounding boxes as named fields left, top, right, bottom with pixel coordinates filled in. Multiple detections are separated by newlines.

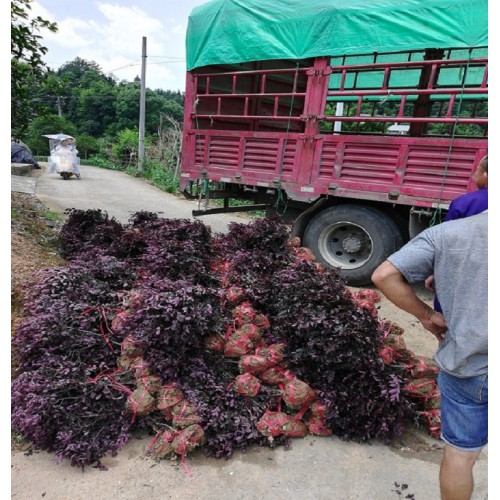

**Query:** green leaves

left=11, top=0, right=58, bottom=138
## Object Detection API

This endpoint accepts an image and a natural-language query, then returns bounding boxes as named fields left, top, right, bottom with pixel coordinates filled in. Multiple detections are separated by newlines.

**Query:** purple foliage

left=120, top=277, right=224, bottom=380
left=181, top=355, right=285, bottom=458
left=134, top=218, right=215, bottom=284
left=58, top=208, right=124, bottom=259
left=12, top=245, right=134, bottom=467
left=12, top=210, right=416, bottom=468
left=11, top=370, right=131, bottom=468
left=258, top=259, right=413, bottom=441
left=218, top=216, right=290, bottom=254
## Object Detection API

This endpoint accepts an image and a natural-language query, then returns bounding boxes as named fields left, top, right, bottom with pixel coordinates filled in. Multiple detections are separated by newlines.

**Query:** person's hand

left=424, top=274, right=435, bottom=292
left=420, top=309, right=447, bottom=342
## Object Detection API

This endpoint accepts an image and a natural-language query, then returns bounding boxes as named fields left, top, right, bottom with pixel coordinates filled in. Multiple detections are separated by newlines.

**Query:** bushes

left=12, top=211, right=415, bottom=468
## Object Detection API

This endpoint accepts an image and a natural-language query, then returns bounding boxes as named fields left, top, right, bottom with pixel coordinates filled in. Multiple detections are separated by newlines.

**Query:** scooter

left=49, top=150, right=80, bottom=180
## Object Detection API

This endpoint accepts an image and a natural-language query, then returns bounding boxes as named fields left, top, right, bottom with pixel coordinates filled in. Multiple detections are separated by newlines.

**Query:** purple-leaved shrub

left=12, top=210, right=415, bottom=468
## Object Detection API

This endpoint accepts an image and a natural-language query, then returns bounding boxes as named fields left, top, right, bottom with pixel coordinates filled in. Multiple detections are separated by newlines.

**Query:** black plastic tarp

left=11, top=142, right=40, bottom=169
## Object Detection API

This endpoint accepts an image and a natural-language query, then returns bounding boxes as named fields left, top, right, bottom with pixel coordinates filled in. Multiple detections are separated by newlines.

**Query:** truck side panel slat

left=187, top=130, right=484, bottom=202
left=243, top=138, right=279, bottom=172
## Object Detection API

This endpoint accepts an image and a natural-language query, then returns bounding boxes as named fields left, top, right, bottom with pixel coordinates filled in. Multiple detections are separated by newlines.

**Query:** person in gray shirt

left=371, top=211, right=487, bottom=500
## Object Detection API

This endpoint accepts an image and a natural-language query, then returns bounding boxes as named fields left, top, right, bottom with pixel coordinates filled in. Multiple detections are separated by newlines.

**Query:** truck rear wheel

left=303, top=205, right=403, bottom=286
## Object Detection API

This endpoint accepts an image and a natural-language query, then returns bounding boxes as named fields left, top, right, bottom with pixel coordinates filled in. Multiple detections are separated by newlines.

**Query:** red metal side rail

left=180, top=52, right=488, bottom=208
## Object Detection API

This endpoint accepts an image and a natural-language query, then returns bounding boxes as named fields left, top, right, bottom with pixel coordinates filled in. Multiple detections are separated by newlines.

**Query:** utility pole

left=138, top=36, right=147, bottom=173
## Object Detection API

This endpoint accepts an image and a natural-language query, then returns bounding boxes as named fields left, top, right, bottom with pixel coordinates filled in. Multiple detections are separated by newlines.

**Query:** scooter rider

left=50, top=138, right=81, bottom=178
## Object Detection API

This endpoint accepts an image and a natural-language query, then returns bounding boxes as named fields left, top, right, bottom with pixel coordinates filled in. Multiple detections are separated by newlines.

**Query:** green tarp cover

left=186, top=0, right=487, bottom=70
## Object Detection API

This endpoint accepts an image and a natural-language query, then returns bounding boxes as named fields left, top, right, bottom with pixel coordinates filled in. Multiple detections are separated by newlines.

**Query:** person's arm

left=424, top=274, right=435, bottom=291
left=371, top=260, right=447, bottom=341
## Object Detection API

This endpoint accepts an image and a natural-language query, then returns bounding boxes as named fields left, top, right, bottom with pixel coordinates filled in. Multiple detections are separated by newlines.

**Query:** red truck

left=179, top=0, right=488, bottom=285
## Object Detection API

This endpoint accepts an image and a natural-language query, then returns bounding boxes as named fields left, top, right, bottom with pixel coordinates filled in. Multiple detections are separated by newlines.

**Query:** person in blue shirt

left=425, top=155, right=488, bottom=312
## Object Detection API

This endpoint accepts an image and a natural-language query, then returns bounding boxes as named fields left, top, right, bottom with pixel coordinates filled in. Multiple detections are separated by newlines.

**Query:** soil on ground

left=11, top=190, right=66, bottom=332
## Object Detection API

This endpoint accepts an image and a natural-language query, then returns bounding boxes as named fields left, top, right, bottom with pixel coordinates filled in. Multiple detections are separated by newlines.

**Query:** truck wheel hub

left=342, top=237, right=361, bottom=253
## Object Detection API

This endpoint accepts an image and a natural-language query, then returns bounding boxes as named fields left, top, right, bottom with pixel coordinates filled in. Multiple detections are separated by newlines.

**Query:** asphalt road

left=10, top=164, right=489, bottom=499
left=33, top=163, right=255, bottom=233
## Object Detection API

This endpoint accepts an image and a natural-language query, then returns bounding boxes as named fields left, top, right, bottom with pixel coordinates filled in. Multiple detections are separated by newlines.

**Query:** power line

left=107, top=60, right=141, bottom=73
left=108, top=60, right=185, bottom=71
left=28, top=91, right=183, bottom=102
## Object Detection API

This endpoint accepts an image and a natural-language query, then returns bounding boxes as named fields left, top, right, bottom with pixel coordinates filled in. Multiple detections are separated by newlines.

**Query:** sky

left=31, top=0, right=210, bottom=92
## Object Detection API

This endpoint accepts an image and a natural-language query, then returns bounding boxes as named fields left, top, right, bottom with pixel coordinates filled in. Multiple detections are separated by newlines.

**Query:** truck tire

left=303, top=205, right=403, bottom=286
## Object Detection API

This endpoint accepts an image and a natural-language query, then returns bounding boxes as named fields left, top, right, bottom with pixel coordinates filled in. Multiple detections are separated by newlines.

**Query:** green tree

left=11, top=0, right=58, bottom=138
left=156, top=89, right=184, bottom=107
left=76, top=133, right=101, bottom=159
left=160, top=100, right=184, bottom=124
left=113, top=81, right=184, bottom=136
left=112, top=82, right=141, bottom=134
left=54, top=58, right=118, bottom=126
left=56, top=58, right=113, bottom=88
left=25, top=115, right=77, bottom=155
left=76, top=80, right=118, bottom=136
left=112, top=128, right=140, bottom=166
left=35, top=71, right=72, bottom=117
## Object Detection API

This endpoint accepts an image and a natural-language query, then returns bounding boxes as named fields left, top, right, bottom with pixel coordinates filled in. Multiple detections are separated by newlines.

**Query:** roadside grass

left=42, top=210, right=64, bottom=222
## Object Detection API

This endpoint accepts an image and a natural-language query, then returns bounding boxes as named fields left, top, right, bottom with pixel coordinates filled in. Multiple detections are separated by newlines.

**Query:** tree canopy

left=24, top=57, right=185, bottom=148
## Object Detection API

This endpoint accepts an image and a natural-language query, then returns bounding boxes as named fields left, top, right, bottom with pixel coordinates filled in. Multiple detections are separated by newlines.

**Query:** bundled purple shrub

left=12, top=368, right=131, bottom=468
left=217, top=216, right=291, bottom=254
left=120, top=277, right=225, bottom=381
left=135, top=218, right=215, bottom=284
left=58, top=208, right=124, bottom=259
left=213, top=216, right=294, bottom=304
left=258, top=258, right=413, bottom=442
left=106, top=276, right=284, bottom=459
left=12, top=212, right=416, bottom=469
left=11, top=248, right=138, bottom=467
left=210, top=219, right=413, bottom=442
left=12, top=255, right=135, bottom=373
left=180, top=354, right=284, bottom=458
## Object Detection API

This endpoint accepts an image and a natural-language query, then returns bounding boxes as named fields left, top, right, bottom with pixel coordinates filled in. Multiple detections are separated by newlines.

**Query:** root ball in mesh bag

left=225, top=286, right=247, bottom=307
left=171, top=400, right=203, bottom=429
left=121, top=334, right=144, bottom=357
left=257, top=343, right=286, bottom=365
left=224, top=330, right=254, bottom=357
left=307, top=415, right=333, bottom=436
left=171, top=424, right=206, bottom=455
left=260, top=365, right=287, bottom=385
left=236, top=323, right=262, bottom=342
left=232, top=302, right=256, bottom=325
left=282, top=376, right=316, bottom=410
left=256, top=410, right=291, bottom=437
left=282, top=419, right=308, bottom=438
left=233, top=373, right=261, bottom=397
left=157, top=384, right=185, bottom=411
left=137, top=374, right=162, bottom=395
left=204, top=334, right=226, bottom=352
left=125, top=386, right=156, bottom=416
left=238, top=354, right=272, bottom=375
left=147, top=430, right=175, bottom=459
